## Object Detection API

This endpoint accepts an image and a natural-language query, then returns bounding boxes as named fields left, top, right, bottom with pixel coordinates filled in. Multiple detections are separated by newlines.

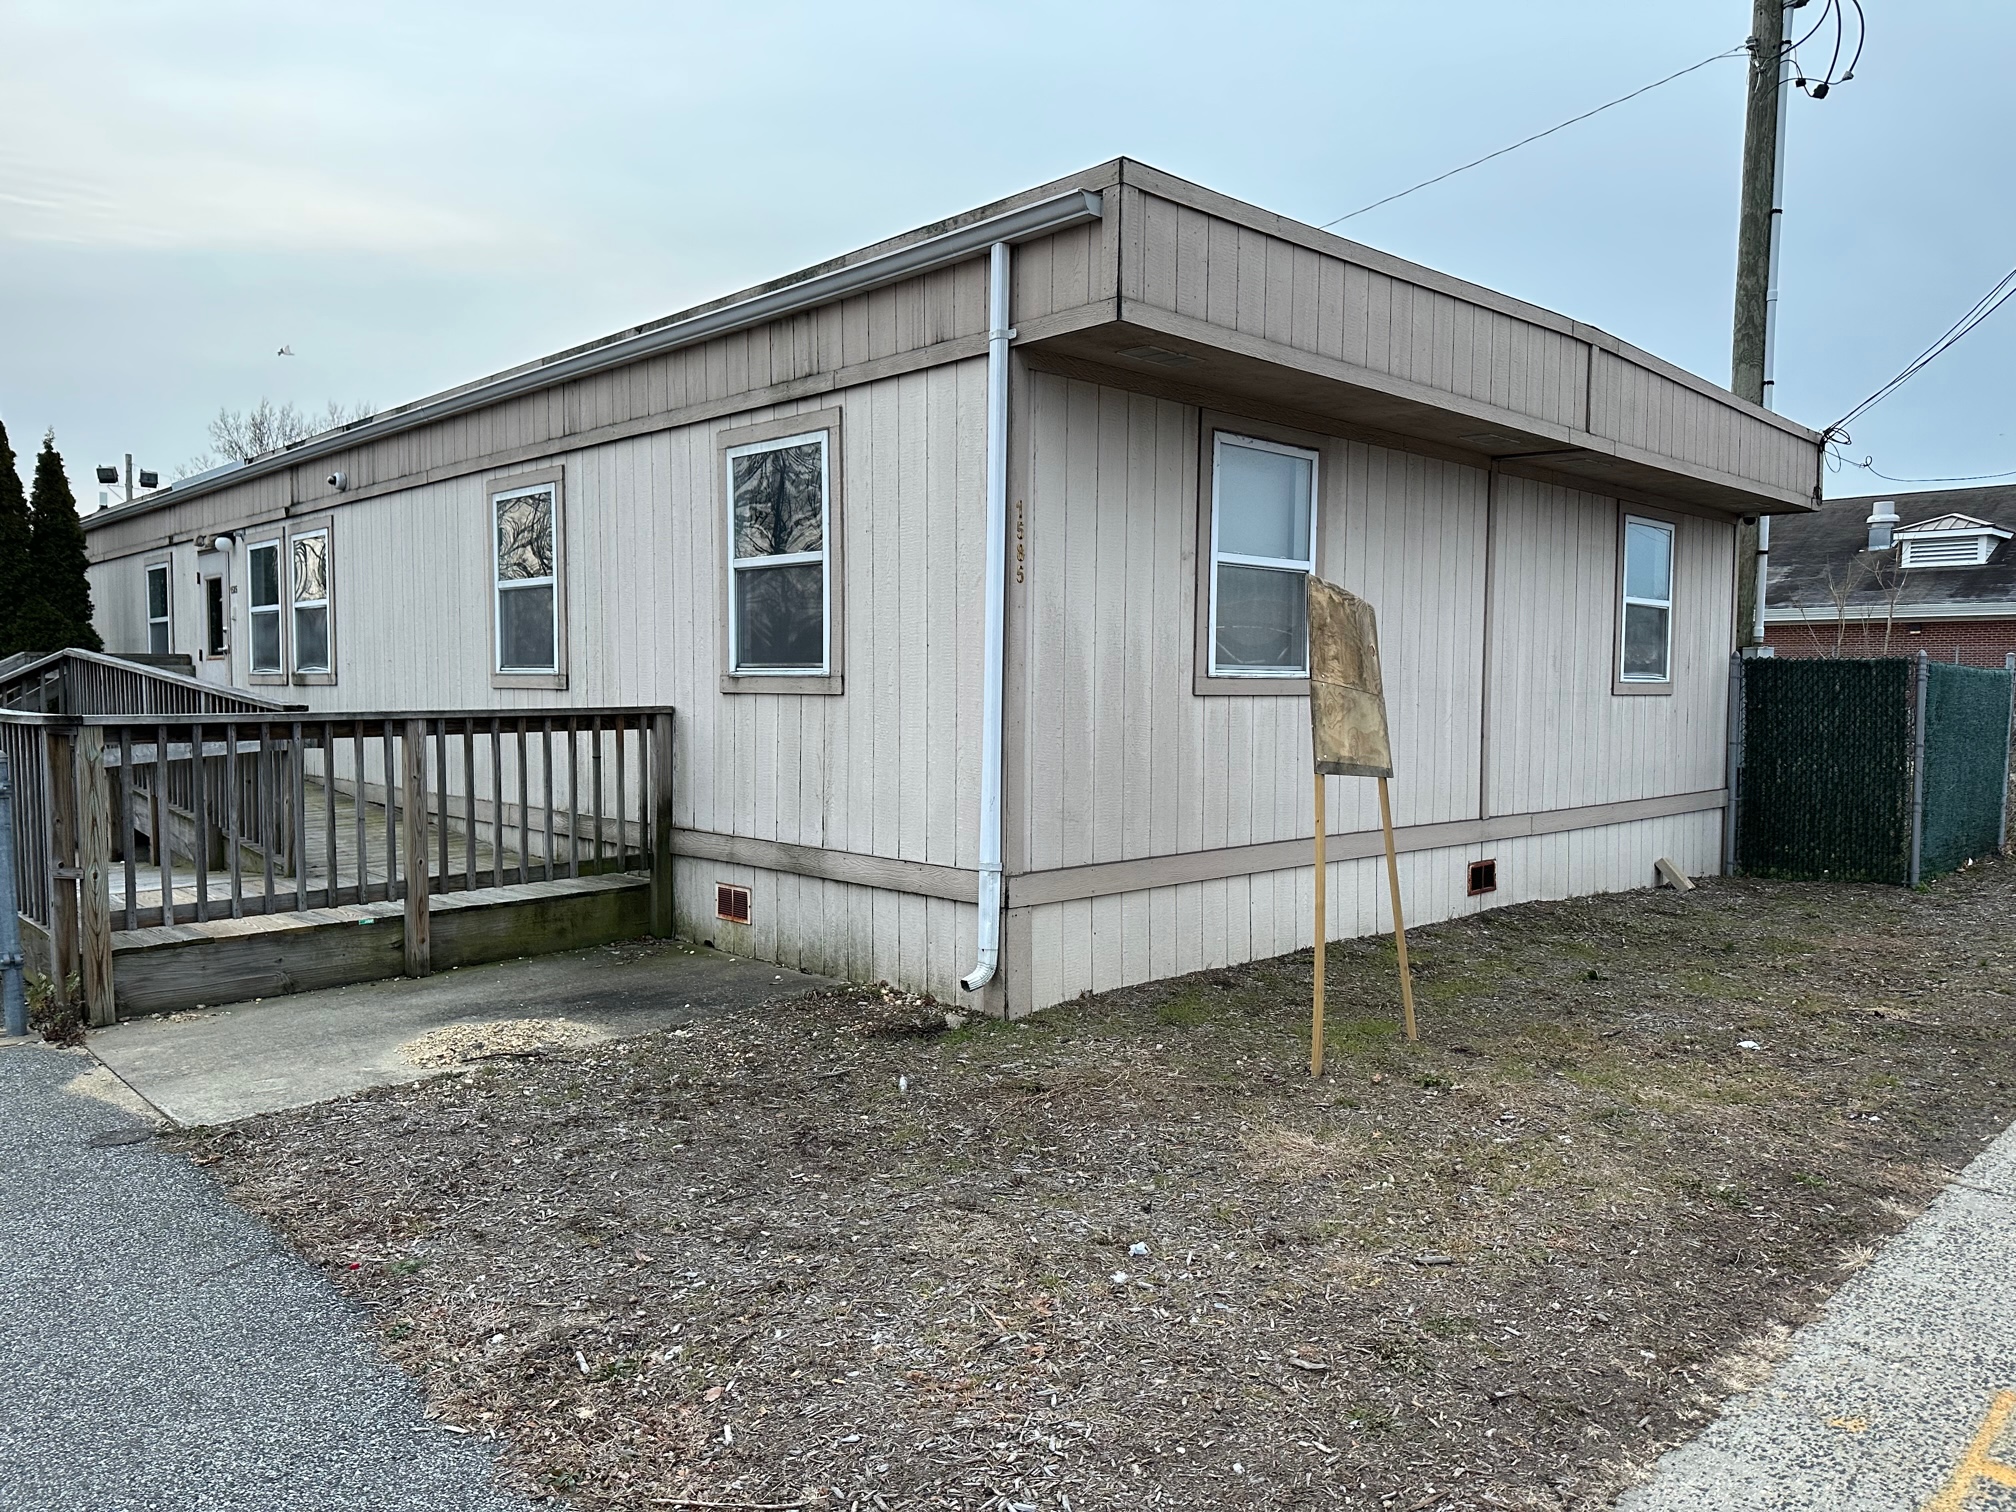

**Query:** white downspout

left=961, top=241, right=1013, bottom=995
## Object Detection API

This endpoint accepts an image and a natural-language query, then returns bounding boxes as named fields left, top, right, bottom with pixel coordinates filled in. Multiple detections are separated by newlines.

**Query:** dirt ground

left=181, top=862, right=2016, bottom=1511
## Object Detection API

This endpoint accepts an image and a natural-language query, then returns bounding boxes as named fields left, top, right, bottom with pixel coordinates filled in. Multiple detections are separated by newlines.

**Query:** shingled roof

left=1765, top=483, right=2016, bottom=619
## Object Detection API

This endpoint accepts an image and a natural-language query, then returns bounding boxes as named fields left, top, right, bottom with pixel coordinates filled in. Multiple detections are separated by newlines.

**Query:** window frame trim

left=244, top=534, right=288, bottom=684
left=143, top=558, right=173, bottom=658
left=716, top=409, right=846, bottom=697
left=1613, top=508, right=1678, bottom=697
left=287, top=520, right=336, bottom=684
left=1194, top=415, right=1330, bottom=697
left=486, top=467, right=569, bottom=691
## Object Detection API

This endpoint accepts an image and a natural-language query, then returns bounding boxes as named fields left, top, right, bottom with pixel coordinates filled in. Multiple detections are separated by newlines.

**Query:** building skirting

left=670, top=788, right=1725, bottom=911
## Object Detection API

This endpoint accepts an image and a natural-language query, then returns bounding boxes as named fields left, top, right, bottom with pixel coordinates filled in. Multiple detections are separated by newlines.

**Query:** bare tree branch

left=174, top=398, right=374, bottom=478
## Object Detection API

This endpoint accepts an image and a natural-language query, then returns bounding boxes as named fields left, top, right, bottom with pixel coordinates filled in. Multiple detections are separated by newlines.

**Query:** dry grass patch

left=179, top=865, right=2016, bottom=1510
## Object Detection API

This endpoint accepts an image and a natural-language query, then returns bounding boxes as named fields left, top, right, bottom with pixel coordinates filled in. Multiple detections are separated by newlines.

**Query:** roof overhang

left=1020, top=319, right=1814, bottom=518
left=89, top=189, right=1107, bottom=531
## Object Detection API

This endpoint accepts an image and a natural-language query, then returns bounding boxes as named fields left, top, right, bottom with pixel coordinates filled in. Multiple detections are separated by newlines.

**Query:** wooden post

left=1377, top=776, right=1417, bottom=1043
left=649, top=712, right=676, bottom=938
left=46, top=728, right=79, bottom=1009
left=1310, top=772, right=1326, bottom=1077
left=401, top=719, right=431, bottom=977
left=77, top=729, right=115, bottom=1027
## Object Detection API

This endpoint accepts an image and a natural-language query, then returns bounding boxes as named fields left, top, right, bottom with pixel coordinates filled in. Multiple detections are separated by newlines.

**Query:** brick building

left=1763, top=485, right=2016, bottom=668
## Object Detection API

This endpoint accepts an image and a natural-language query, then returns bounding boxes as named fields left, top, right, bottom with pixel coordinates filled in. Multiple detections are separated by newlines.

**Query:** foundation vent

left=1467, top=859, right=1497, bottom=897
left=715, top=883, right=751, bottom=924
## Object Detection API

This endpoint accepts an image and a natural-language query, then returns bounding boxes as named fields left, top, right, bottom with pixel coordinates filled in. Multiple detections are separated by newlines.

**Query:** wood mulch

left=178, top=861, right=2016, bottom=1510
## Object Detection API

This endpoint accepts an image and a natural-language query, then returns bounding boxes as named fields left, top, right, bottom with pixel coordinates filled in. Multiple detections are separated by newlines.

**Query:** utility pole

left=1732, top=0, right=1790, bottom=649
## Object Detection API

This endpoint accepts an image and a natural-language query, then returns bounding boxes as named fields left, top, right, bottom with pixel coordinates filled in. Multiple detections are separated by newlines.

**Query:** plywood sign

left=1307, top=576, right=1393, bottom=780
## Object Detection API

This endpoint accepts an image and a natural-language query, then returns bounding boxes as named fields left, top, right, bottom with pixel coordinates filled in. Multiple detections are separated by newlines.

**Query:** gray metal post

left=0, top=752, right=26, bottom=1038
left=2001, top=652, right=2015, bottom=852
left=1723, top=652, right=1745, bottom=876
left=1909, top=649, right=1930, bottom=888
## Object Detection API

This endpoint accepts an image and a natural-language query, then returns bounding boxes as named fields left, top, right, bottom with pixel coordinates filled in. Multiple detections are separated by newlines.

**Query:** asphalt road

left=0, top=1041, right=531, bottom=1512
left=1618, top=1119, right=2016, bottom=1510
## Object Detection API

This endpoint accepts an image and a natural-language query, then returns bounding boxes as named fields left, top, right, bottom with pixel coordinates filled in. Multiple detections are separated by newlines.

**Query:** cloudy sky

left=2, top=0, right=2008, bottom=505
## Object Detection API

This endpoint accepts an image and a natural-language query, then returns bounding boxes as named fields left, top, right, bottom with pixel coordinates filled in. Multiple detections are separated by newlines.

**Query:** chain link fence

left=1730, top=654, right=2014, bottom=886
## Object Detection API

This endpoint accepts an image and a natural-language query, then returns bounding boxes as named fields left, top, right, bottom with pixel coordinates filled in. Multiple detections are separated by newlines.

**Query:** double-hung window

left=144, top=563, right=171, bottom=655
left=493, top=482, right=560, bottom=675
left=247, top=541, right=283, bottom=674
left=726, top=430, right=830, bottom=673
left=291, top=529, right=331, bottom=674
left=1208, top=432, right=1318, bottom=677
left=1618, top=514, right=1674, bottom=686
left=246, top=523, right=335, bottom=681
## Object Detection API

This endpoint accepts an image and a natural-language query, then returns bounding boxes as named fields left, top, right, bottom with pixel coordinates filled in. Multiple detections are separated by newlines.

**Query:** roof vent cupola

left=1866, top=499, right=1898, bottom=552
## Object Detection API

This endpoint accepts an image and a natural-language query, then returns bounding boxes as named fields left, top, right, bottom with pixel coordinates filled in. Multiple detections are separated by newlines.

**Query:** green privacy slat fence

left=1733, top=655, right=2013, bottom=886
left=1921, top=663, right=2013, bottom=877
left=1737, top=657, right=1914, bottom=883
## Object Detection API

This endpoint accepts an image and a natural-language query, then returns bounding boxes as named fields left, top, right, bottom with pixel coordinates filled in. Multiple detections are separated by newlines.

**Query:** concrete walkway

left=87, top=937, right=830, bottom=1125
left=1619, top=1122, right=2016, bottom=1510
left=0, top=1041, right=533, bottom=1512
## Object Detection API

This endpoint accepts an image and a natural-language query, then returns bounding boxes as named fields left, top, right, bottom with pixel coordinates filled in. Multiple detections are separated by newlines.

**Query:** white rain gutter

left=90, top=190, right=1105, bottom=526
left=960, top=240, right=1014, bottom=995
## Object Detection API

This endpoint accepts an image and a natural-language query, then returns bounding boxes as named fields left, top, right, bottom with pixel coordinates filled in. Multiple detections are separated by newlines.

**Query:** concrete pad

left=87, top=939, right=830, bottom=1125
left=1618, top=1123, right=2016, bottom=1510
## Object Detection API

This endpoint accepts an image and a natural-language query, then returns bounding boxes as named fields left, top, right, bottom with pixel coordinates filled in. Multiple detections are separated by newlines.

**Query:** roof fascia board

left=92, top=188, right=1105, bottom=528
left=1764, top=602, right=2016, bottom=624
left=1115, top=158, right=1819, bottom=446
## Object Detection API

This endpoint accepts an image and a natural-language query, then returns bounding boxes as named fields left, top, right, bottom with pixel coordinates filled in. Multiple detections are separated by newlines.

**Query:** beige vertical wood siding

left=86, top=362, right=990, bottom=900
left=1017, top=809, right=1722, bottom=1013
left=1483, top=476, right=1733, bottom=816
left=678, top=856, right=973, bottom=998
left=1119, top=180, right=1815, bottom=504
left=1134, top=192, right=1591, bottom=432
left=1014, top=370, right=1489, bottom=875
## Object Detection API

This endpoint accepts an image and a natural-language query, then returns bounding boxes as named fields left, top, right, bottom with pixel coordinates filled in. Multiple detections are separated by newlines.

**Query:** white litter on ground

left=399, top=1018, right=612, bottom=1068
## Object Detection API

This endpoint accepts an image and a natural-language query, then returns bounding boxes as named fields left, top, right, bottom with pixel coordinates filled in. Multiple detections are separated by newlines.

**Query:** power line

left=1787, top=0, right=1866, bottom=98
left=1835, top=455, right=2016, bottom=486
left=1318, top=45, right=1747, bottom=229
left=1827, top=263, right=2016, bottom=437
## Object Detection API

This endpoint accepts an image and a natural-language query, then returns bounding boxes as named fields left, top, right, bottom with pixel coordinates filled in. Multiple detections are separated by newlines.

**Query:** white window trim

left=485, top=468, right=567, bottom=691
left=290, top=527, right=332, bottom=675
left=492, top=483, right=561, bottom=676
left=724, top=428, right=833, bottom=677
left=144, top=562, right=171, bottom=656
left=1617, top=513, right=1675, bottom=688
left=1206, top=431, right=1319, bottom=679
left=245, top=538, right=284, bottom=679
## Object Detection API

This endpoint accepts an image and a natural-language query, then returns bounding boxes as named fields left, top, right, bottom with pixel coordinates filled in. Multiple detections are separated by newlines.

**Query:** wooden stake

left=77, top=729, right=115, bottom=1028
left=402, top=719, right=432, bottom=978
left=1377, top=776, right=1417, bottom=1042
left=1311, top=771, right=1326, bottom=1077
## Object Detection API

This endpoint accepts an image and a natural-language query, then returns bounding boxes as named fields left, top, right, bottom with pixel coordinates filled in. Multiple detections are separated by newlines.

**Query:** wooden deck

left=114, top=777, right=644, bottom=925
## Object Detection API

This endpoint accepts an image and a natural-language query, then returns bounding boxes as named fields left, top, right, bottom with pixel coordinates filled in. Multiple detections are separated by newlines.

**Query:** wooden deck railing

left=0, top=707, right=676, bottom=1026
